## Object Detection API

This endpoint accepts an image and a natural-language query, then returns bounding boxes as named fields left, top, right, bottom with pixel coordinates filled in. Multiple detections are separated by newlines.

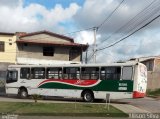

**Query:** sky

left=0, top=0, right=160, bottom=63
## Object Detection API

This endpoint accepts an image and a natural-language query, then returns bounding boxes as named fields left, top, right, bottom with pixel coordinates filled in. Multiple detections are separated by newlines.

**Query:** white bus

left=5, top=62, right=147, bottom=102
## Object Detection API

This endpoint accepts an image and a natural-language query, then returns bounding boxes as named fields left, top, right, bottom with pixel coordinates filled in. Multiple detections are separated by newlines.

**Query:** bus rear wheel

left=83, top=90, right=94, bottom=102
left=18, top=88, right=28, bottom=99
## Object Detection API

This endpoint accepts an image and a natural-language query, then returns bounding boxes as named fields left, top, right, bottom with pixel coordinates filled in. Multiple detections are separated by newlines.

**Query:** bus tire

left=18, top=88, right=28, bottom=99
left=82, top=90, right=94, bottom=102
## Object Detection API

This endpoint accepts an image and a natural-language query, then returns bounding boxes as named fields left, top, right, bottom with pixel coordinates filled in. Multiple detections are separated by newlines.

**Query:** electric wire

left=97, top=12, right=160, bottom=51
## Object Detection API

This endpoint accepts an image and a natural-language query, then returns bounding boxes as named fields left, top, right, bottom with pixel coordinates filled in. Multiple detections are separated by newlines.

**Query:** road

left=115, top=97, right=160, bottom=113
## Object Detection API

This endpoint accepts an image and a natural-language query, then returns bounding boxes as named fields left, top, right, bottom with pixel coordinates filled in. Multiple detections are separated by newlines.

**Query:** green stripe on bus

left=38, top=80, right=133, bottom=92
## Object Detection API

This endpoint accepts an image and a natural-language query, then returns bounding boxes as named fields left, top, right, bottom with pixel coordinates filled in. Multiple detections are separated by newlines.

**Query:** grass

left=147, top=88, right=160, bottom=97
left=0, top=102, right=128, bottom=117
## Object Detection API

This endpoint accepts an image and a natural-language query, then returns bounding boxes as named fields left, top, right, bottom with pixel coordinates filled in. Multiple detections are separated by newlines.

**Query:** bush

left=146, top=88, right=160, bottom=96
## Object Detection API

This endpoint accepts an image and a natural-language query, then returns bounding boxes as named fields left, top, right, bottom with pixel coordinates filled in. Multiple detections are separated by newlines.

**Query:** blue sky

left=23, top=0, right=84, bottom=33
left=24, top=0, right=85, bottom=9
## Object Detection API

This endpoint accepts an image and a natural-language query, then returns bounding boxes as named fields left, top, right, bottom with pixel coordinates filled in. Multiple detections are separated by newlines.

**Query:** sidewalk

left=111, top=103, right=150, bottom=113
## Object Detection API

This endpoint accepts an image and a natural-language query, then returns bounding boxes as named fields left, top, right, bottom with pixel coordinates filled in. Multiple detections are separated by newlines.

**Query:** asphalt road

left=115, top=97, right=160, bottom=113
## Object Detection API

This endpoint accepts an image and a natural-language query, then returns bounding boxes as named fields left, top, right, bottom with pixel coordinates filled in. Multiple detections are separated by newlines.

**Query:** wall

left=0, top=34, right=17, bottom=64
left=20, top=33, right=71, bottom=44
left=146, top=59, right=160, bottom=90
left=17, top=44, right=70, bottom=61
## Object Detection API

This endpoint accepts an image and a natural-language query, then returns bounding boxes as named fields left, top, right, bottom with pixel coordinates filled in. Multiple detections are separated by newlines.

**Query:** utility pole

left=85, top=49, right=88, bottom=64
left=93, top=27, right=98, bottom=63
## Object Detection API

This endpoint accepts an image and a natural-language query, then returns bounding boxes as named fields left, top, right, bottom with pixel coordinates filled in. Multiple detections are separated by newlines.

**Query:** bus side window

left=81, top=67, right=99, bottom=80
left=100, top=67, right=105, bottom=80
left=20, top=68, right=30, bottom=79
left=47, top=67, right=62, bottom=79
left=63, top=67, right=80, bottom=79
left=100, top=67, right=121, bottom=80
left=122, top=66, right=133, bottom=80
left=31, top=68, right=45, bottom=79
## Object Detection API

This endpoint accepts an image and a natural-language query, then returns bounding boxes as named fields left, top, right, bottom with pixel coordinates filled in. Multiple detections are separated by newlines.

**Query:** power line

left=97, top=0, right=157, bottom=48
left=97, top=12, right=160, bottom=51
left=62, top=0, right=125, bottom=38
left=64, top=27, right=95, bottom=35
left=87, top=52, right=95, bottom=62
left=97, top=0, right=125, bottom=30
left=64, top=0, right=125, bottom=36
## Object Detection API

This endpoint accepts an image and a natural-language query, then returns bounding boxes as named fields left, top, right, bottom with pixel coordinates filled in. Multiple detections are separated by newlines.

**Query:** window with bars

left=142, top=60, right=154, bottom=71
left=0, top=41, right=4, bottom=52
left=43, top=46, right=54, bottom=56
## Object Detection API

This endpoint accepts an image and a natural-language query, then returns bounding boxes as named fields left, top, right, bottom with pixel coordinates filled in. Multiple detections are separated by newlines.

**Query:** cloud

left=74, top=0, right=152, bottom=33
left=0, top=0, right=80, bottom=33
left=74, top=31, right=101, bottom=45
left=72, top=0, right=160, bottom=63
left=1, top=0, right=160, bottom=64
left=0, top=0, right=22, bottom=8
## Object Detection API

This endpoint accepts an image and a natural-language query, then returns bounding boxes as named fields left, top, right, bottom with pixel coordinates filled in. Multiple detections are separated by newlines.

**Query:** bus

left=5, top=62, right=147, bottom=102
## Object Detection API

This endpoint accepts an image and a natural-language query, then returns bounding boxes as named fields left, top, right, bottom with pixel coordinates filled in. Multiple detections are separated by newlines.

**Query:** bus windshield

left=6, top=70, right=18, bottom=83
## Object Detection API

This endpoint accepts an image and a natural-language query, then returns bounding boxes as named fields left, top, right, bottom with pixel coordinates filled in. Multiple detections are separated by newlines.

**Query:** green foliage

left=147, top=88, right=160, bottom=97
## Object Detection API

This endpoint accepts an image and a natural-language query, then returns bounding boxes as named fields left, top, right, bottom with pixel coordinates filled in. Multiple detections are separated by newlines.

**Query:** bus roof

left=8, top=62, right=143, bottom=68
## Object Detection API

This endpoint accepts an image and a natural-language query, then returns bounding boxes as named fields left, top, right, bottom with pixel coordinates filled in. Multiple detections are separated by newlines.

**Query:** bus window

left=63, top=67, right=80, bottom=79
left=100, top=67, right=121, bottom=80
left=20, top=68, right=30, bottom=79
left=122, top=66, right=133, bottom=80
left=6, top=70, right=18, bottom=83
left=31, top=68, right=45, bottom=79
left=47, top=67, right=62, bottom=79
left=81, top=67, right=99, bottom=80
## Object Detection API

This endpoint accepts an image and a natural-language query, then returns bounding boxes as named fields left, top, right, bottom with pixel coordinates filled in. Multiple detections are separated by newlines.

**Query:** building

left=0, top=32, right=17, bottom=64
left=129, top=56, right=160, bottom=90
left=0, top=32, right=17, bottom=72
left=0, top=30, right=88, bottom=70
left=16, top=30, right=88, bottom=65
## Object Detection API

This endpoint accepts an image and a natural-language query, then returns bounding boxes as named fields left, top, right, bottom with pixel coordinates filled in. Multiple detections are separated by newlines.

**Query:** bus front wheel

left=18, top=88, right=28, bottom=99
left=82, top=90, right=94, bottom=102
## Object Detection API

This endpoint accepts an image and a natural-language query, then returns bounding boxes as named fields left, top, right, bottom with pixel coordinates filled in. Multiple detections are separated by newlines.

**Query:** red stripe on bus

left=133, top=91, right=145, bottom=98
left=38, top=79, right=98, bottom=87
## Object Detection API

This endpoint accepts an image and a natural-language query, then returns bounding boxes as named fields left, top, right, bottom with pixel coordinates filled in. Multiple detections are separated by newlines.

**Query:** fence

left=0, top=71, right=6, bottom=94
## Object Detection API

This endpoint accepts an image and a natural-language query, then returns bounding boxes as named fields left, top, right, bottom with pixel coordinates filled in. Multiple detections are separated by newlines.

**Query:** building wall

left=0, top=35, right=17, bottom=64
left=71, top=54, right=81, bottom=62
left=145, top=59, right=160, bottom=90
left=20, top=33, right=71, bottom=44
left=17, top=44, right=70, bottom=61
left=0, top=32, right=82, bottom=65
